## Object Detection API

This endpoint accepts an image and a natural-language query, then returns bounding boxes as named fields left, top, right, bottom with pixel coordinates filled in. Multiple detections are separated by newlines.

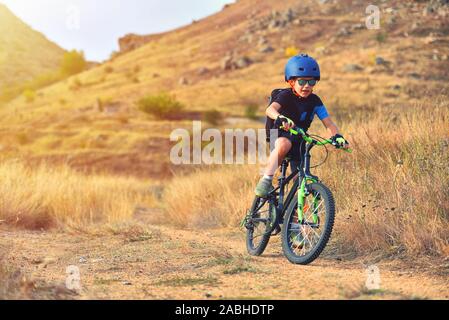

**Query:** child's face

left=290, top=77, right=317, bottom=98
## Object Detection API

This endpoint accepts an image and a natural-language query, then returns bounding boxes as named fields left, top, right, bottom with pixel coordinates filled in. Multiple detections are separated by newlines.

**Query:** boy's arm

left=321, top=117, right=350, bottom=147
left=321, top=117, right=340, bottom=137
left=266, top=102, right=282, bottom=120
left=266, top=102, right=295, bottom=131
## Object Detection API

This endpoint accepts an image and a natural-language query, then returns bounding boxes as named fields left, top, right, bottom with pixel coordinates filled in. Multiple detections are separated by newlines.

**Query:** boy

left=255, top=54, right=349, bottom=198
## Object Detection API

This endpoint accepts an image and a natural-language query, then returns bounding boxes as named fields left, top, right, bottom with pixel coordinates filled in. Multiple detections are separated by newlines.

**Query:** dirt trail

left=1, top=223, right=448, bottom=300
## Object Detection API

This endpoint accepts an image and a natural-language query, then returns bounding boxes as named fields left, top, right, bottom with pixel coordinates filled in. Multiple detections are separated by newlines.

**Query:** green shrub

left=23, top=89, right=36, bottom=103
left=244, top=104, right=259, bottom=120
left=136, top=93, right=184, bottom=119
left=60, top=50, right=87, bottom=76
left=375, top=32, right=387, bottom=44
left=203, top=109, right=223, bottom=125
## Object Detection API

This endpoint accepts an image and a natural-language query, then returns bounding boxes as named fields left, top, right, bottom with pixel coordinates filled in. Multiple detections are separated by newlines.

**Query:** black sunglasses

left=297, top=79, right=318, bottom=86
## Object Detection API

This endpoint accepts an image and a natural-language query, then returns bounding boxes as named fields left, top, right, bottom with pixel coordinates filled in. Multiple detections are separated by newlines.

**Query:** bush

left=375, top=32, right=387, bottom=44
left=23, top=89, right=36, bottom=103
left=60, top=50, right=87, bottom=76
left=137, top=93, right=184, bottom=119
left=244, top=104, right=259, bottom=120
left=203, top=109, right=223, bottom=125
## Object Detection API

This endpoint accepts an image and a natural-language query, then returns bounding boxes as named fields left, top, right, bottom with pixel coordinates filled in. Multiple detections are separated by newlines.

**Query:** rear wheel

left=245, top=196, right=276, bottom=256
left=281, top=182, right=335, bottom=265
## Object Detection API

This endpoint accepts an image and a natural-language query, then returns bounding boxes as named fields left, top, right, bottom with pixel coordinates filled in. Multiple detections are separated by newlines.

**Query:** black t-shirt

left=273, top=89, right=327, bottom=130
left=265, top=89, right=329, bottom=139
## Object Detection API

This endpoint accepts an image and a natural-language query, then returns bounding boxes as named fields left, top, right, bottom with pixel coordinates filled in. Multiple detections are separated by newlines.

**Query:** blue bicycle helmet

left=285, top=53, right=321, bottom=81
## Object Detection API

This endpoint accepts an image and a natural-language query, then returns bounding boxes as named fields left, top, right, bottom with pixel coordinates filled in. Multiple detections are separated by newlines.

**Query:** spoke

left=303, top=227, right=312, bottom=250
left=289, top=191, right=327, bottom=257
left=293, top=236, right=302, bottom=253
left=300, top=229, right=307, bottom=256
left=305, top=199, right=324, bottom=222
left=308, top=225, right=321, bottom=244
left=290, top=213, right=302, bottom=254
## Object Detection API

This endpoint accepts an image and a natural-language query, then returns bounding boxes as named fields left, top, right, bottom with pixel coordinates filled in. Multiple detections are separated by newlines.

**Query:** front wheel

left=281, top=182, right=335, bottom=265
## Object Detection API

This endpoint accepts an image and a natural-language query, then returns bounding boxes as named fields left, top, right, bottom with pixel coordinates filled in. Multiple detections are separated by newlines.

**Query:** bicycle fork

left=297, top=178, right=319, bottom=224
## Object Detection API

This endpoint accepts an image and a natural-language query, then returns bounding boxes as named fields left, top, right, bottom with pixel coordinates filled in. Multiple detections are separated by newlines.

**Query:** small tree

left=137, top=93, right=184, bottom=119
left=60, top=50, right=87, bottom=76
left=244, top=104, right=259, bottom=120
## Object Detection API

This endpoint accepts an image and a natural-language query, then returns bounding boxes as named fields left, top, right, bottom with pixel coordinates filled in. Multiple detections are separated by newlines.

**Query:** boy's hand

left=275, top=115, right=295, bottom=131
left=331, top=134, right=349, bottom=149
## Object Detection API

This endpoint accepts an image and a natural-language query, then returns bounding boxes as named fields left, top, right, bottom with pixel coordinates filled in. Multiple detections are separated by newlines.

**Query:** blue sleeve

left=314, top=105, right=329, bottom=120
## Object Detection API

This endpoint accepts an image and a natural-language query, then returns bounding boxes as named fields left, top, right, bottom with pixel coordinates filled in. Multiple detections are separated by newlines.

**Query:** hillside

left=0, top=4, right=66, bottom=99
left=0, top=0, right=448, bottom=177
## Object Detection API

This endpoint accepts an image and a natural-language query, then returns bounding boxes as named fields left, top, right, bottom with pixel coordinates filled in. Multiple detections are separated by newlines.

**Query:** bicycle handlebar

left=281, top=126, right=353, bottom=153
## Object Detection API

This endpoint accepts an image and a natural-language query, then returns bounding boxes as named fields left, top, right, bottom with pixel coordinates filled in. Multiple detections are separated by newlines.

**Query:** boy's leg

left=255, top=137, right=292, bottom=197
left=290, top=139, right=306, bottom=174
left=264, top=137, right=292, bottom=176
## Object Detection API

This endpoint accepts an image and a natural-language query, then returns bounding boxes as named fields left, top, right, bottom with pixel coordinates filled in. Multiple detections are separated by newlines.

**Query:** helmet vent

left=299, top=67, right=305, bottom=71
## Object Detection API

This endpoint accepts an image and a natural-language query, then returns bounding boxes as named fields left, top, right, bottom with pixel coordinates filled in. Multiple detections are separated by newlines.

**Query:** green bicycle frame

left=287, top=126, right=352, bottom=223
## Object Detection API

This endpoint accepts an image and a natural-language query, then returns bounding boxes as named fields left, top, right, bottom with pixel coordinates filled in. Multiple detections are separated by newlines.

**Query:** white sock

left=263, top=175, right=274, bottom=181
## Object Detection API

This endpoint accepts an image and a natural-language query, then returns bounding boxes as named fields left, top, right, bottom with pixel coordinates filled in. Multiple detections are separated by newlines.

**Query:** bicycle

left=241, top=126, right=351, bottom=265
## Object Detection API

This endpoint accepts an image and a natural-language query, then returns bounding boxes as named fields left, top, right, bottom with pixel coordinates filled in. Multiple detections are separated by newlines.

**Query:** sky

left=0, top=0, right=235, bottom=62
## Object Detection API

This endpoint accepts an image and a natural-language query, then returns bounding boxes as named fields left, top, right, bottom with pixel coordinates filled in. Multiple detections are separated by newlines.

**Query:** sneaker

left=254, top=177, right=274, bottom=198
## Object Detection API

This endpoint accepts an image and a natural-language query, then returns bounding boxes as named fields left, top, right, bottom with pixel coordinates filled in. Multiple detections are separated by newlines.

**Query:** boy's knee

left=276, top=138, right=292, bottom=155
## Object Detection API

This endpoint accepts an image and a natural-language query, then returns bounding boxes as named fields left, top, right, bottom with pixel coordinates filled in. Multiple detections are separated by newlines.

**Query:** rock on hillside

left=118, top=33, right=164, bottom=54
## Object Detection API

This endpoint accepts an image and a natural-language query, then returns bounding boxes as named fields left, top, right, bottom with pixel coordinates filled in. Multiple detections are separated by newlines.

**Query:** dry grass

left=163, top=100, right=449, bottom=258
left=0, top=160, right=155, bottom=230
left=163, top=165, right=260, bottom=228
left=324, top=100, right=449, bottom=258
